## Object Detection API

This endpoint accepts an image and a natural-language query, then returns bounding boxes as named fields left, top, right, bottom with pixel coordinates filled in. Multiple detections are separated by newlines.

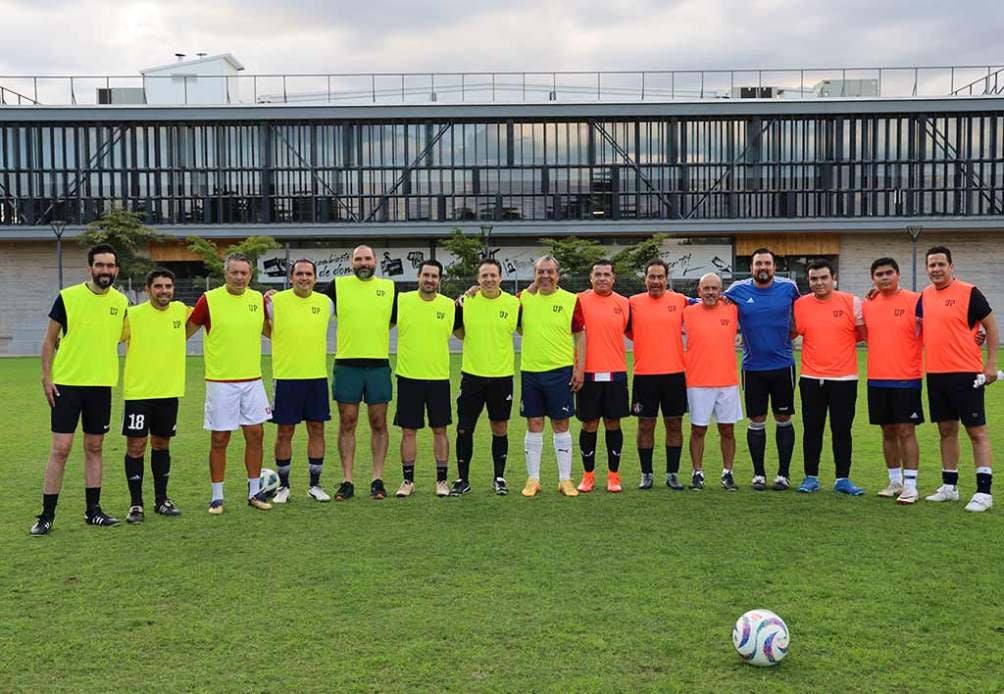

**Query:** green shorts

left=332, top=364, right=393, bottom=405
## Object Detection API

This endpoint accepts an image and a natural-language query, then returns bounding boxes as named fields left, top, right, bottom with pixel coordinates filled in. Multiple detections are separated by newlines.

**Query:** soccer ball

left=732, top=609, right=789, bottom=666
left=259, top=468, right=280, bottom=499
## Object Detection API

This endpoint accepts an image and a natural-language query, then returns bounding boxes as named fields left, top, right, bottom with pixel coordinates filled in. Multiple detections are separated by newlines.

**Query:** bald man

left=323, top=245, right=400, bottom=501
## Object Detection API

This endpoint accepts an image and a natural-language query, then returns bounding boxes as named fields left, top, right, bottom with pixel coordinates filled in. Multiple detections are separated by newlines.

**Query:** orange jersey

left=920, top=280, right=985, bottom=373
left=793, top=291, right=862, bottom=379
left=578, top=289, right=630, bottom=373
left=628, top=291, right=687, bottom=375
left=861, top=290, right=922, bottom=380
left=683, top=302, right=739, bottom=387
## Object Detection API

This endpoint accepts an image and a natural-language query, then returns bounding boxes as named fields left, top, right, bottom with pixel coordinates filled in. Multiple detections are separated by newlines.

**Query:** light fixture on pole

left=479, top=224, right=494, bottom=259
left=50, top=219, right=67, bottom=289
left=906, top=224, right=923, bottom=291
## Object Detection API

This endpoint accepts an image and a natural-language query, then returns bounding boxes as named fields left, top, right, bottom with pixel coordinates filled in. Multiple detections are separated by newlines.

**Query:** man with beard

left=628, top=258, right=689, bottom=490
left=324, top=245, right=399, bottom=501
left=32, top=244, right=128, bottom=535
left=187, top=253, right=273, bottom=514
left=724, top=248, right=800, bottom=491
left=392, top=260, right=460, bottom=497
left=120, top=268, right=192, bottom=523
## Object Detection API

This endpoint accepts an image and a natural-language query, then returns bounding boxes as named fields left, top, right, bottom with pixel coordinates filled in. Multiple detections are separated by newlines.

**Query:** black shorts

left=51, top=385, right=112, bottom=435
left=393, top=376, right=452, bottom=430
left=576, top=379, right=630, bottom=421
left=122, top=398, right=180, bottom=437
left=631, top=373, right=687, bottom=418
left=742, top=367, right=796, bottom=418
left=927, top=373, right=986, bottom=427
left=272, top=378, right=331, bottom=425
left=457, top=373, right=514, bottom=427
left=867, top=386, right=924, bottom=426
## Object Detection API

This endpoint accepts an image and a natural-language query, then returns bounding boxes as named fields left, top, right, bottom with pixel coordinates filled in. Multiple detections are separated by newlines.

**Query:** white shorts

left=687, top=386, right=743, bottom=426
left=204, top=380, right=272, bottom=431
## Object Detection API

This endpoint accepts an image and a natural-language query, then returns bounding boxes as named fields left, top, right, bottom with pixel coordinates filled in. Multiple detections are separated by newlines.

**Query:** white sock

left=554, top=431, right=573, bottom=481
left=248, top=476, right=261, bottom=499
left=903, top=469, right=918, bottom=492
left=211, top=482, right=224, bottom=501
left=888, top=467, right=903, bottom=484
left=524, top=432, right=543, bottom=480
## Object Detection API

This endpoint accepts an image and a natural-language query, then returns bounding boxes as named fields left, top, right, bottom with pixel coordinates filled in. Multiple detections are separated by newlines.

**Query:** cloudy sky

left=0, top=0, right=1000, bottom=75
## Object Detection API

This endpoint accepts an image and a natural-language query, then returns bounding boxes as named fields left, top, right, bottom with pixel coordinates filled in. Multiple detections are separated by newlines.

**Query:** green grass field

left=2, top=353, right=1003, bottom=693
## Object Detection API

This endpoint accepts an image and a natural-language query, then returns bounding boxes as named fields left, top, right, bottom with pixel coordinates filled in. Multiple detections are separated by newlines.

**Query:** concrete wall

left=838, top=231, right=1004, bottom=343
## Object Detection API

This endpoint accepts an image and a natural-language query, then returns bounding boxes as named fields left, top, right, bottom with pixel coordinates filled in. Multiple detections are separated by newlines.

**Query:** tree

left=440, top=228, right=484, bottom=295
left=542, top=236, right=607, bottom=277
left=185, top=235, right=281, bottom=280
left=611, top=233, right=667, bottom=277
left=77, top=207, right=169, bottom=282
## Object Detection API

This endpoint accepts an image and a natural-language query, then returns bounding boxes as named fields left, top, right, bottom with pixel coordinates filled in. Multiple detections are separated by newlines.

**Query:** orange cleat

left=606, top=471, right=622, bottom=493
left=577, top=471, right=596, bottom=493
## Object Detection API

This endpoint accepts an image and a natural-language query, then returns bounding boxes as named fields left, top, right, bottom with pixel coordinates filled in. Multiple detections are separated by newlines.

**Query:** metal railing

left=2, top=64, right=1003, bottom=107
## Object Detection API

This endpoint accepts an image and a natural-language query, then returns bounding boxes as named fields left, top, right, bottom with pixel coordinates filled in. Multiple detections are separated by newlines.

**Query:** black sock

left=85, top=487, right=101, bottom=512
left=456, top=428, right=474, bottom=482
left=42, top=493, right=59, bottom=519
left=150, top=449, right=171, bottom=503
left=308, top=457, right=323, bottom=487
left=580, top=430, right=597, bottom=473
left=748, top=426, right=767, bottom=477
left=666, top=445, right=682, bottom=474
left=943, top=469, right=959, bottom=486
left=436, top=461, right=448, bottom=482
left=276, top=458, right=292, bottom=488
left=776, top=424, right=795, bottom=478
left=491, top=434, right=508, bottom=479
left=403, top=463, right=415, bottom=483
left=605, top=429, right=623, bottom=473
left=976, top=471, right=993, bottom=494
left=639, top=447, right=654, bottom=474
left=124, top=454, right=144, bottom=506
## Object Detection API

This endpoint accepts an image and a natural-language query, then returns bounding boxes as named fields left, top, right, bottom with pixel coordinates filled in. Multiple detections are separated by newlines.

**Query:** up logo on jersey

left=376, top=289, right=386, bottom=297
left=613, top=307, right=624, bottom=315
left=552, top=305, right=564, bottom=313
left=436, top=311, right=445, bottom=320
left=173, top=320, right=182, bottom=329
left=109, top=307, right=119, bottom=316
left=248, top=304, right=259, bottom=312
left=945, top=299, right=956, bottom=307
left=499, top=310, right=509, bottom=319
left=894, top=308, right=906, bottom=317
left=312, top=306, right=321, bottom=315
left=667, top=305, right=677, bottom=312
left=720, top=319, right=731, bottom=326
left=832, top=310, right=843, bottom=318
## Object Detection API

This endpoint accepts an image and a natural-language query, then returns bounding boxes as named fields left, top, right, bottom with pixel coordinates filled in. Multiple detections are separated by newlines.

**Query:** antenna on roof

left=175, top=53, right=186, bottom=61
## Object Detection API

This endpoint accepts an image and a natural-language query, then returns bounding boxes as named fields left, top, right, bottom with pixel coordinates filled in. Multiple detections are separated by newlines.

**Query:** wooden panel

left=735, top=233, right=840, bottom=256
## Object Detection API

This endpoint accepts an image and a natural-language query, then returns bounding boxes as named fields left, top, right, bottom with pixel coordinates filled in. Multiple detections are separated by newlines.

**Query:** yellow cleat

left=521, top=478, right=542, bottom=497
left=558, top=479, right=580, bottom=497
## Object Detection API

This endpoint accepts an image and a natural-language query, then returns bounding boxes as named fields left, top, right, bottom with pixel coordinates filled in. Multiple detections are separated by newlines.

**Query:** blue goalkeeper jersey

left=724, top=277, right=801, bottom=371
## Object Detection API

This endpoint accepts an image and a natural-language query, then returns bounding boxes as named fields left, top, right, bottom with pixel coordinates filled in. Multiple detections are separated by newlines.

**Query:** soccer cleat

left=689, top=471, right=704, bottom=491
left=796, top=476, right=820, bottom=493
left=30, top=515, right=53, bottom=536
left=247, top=493, right=272, bottom=510
left=396, top=480, right=416, bottom=498
left=370, top=479, right=386, bottom=500
left=665, top=473, right=685, bottom=491
left=896, top=488, right=920, bottom=505
left=577, top=471, right=596, bottom=493
left=877, top=482, right=904, bottom=498
left=925, top=484, right=959, bottom=502
left=435, top=480, right=450, bottom=497
left=558, top=479, right=580, bottom=497
left=834, top=479, right=865, bottom=496
left=84, top=507, right=120, bottom=526
left=335, top=481, right=355, bottom=501
left=449, top=480, right=472, bottom=497
left=751, top=475, right=767, bottom=491
left=721, top=471, right=739, bottom=491
left=964, top=492, right=993, bottom=513
left=126, top=505, right=145, bottom=524
left=207, top=499, right=224, bottom=515
left=638, top=472, right=654, bottom=490
left=521, top=478, right=542, bottom=497
left=772, top=476, right=790, bottom=491
left=155, top=499, right=181, bottom=516
left=606, top=471, right=622, bottom=493
left=308, top=486, right=331, bottom=502
left=273, top=487, right=291, bottom=504
left=493, top=478, right=509, bottom=496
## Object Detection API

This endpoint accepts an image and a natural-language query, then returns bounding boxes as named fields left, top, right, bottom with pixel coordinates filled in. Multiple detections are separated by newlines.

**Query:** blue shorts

left=520, top=367, right=574, bottom=420
left=271, top=378, right=331, bottom=425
